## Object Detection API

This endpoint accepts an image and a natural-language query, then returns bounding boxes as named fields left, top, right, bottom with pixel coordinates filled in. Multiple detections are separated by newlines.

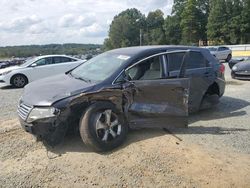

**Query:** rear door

left=167, top=51, right=214, bottom=112
left=53, top=56, right=82, bottom=74
left=218, top=47, right=228, bottom=60
left=122, top=52, right=190, bottom=129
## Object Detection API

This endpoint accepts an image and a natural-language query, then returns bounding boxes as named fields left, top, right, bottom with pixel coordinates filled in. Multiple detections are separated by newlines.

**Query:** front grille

left=17, top=103, right=33, bottom=121
left=235, top=71, right=250, bottom=76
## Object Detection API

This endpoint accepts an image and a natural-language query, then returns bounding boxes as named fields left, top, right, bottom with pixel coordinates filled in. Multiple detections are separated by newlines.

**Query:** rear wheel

left=11, top=74, right=28, bottom=88
left=200, top=83, right=220, bottom=110
left=79, top=102, right=128, bottom=152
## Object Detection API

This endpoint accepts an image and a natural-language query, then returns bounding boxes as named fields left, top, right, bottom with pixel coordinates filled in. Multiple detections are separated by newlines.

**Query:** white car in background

left=207, top=46, right=232, bottom=62
left=0, top=55, right=85, bottom=88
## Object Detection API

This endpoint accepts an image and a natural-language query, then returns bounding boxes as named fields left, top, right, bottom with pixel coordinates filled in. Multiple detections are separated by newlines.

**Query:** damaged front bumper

left=19, top=109, right=70, bottom=146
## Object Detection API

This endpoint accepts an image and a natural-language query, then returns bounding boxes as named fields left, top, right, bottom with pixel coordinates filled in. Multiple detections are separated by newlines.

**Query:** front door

left=26, top=57, right=55, bottom=82
left=122, top=53, right=189, bottom=129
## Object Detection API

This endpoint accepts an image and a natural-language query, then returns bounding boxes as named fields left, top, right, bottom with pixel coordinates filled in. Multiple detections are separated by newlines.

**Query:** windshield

left=207, top=47, right=217, bottom=51
left=70, top=52, right=130, bottom=82
left=19, top=57, right=38, bottom=67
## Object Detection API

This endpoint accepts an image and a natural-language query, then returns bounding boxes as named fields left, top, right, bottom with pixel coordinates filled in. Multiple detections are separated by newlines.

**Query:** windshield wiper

left=69, top=73, right=91, bottom=83
left=77, top=77, right=91, bottom=83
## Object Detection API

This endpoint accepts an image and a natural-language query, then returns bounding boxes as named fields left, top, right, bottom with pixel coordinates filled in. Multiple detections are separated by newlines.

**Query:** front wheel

left=11, top=74, right=28, bottom=88
left=79, top=102, right=128, bottom=152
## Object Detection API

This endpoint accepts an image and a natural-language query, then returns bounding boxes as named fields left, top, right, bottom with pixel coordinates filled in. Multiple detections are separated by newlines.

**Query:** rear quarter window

left=167, top=52, right=186, bottom=71
left=185, top=52, right=208, bottom=69
left=54, top=57, right=75, bottom=64
left=167, top=51, right=208, bottom=71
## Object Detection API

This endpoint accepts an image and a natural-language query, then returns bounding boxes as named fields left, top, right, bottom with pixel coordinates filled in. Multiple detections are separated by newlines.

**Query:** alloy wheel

left=13, top=76, right=26, bottom=87
left=95, top=109, right=122, bottom=142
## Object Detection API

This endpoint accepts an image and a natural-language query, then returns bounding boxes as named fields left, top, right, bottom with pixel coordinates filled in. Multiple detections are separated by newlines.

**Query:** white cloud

left=0, top=15, right=42, bottom=32
left=80, top=23, right=107, bottom=37
left=28, top=24, right=53, bottom=34
left=59, top=14, right=95, bottom=28
left=0, top=0, right=174, bottom=46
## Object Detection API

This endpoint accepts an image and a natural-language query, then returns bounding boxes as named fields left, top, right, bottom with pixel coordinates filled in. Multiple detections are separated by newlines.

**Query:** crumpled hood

left=234, top=60, right=250, bottom=71
left=0, top=66, right=21, bottom=74
left=22, top=74, right=95, bottom=106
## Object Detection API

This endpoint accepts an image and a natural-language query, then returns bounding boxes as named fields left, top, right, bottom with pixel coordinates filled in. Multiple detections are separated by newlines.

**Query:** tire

left=11, top=74, right=28, bottom=88
left=79, top=102, right=128, bottom=152
left=228, top=62, right=235, bottom=69
left=200, top=94, right=220, bottom=110
left=231, top=71, right=236, bottom=79
left=226, top=54, right=232, bottom=62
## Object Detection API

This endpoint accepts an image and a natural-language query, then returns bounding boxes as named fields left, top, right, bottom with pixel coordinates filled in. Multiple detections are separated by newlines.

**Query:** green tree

left=226, top=0, right=243, bottom=44
left=104, top=8, right=146, bottom=50
left=241, top=0, right=250, bottom=43
left=163, top=15, right=182, bottom=44
left=163, top=0, right=186, bottom=45
left=146, top=9, right=166, bottom=45
left=172, top=0, right=186, bottom=16
left=207, top=0, right=229, bottom=44
left=168, top=0, right=209, bottom=45
left=180, top=0, right=202, bottom=45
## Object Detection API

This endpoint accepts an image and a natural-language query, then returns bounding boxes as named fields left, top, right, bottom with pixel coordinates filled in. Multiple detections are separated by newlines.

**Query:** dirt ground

left=0, top=65, right=250, bottom=187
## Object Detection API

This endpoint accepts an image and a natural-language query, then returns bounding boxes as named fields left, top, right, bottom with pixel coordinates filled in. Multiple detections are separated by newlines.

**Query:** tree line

left=104, top=0, right=250, bottom=50
left=0, top=44, right=102, bottom=58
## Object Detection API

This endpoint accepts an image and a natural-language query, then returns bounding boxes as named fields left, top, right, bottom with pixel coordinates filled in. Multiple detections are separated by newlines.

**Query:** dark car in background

left=0, top=59, right=26, bottom=69
left=228, top=56, right=250, bottom=69
left=18, top=46, right=225, bottom=152
left=231, top=59, right=250, bottom=80
left=0, top=61, right=10, bottom=69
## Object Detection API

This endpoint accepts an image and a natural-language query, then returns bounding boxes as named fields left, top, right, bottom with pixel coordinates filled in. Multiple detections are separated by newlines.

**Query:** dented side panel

left=123, top=78, right=190, bottom=128
left=68, top=78, right=189, bottom=129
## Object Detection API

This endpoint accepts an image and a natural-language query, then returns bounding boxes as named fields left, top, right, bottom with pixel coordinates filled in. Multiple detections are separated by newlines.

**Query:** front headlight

left=232, top=66, right=237, bottom=71
left=1, top=70, right=12, bottom=75
left=27, top=107, right=60, bottom=123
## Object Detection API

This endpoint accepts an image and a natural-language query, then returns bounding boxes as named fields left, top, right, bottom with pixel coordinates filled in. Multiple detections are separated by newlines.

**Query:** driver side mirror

left=124, top=70, right=132, bottom=81
left=115, top=70, right=131, bottom=84
left=30, top=63, right=37, bottom=67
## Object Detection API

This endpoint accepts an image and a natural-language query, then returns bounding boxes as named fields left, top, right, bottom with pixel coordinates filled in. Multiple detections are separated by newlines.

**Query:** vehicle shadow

left=189, top=96, right=250, bottom=123
left=0, top=85, right=20, bottom=90
left=47, top=129, right=167, bottom=155
left=48, top=96, right=250, bottom=155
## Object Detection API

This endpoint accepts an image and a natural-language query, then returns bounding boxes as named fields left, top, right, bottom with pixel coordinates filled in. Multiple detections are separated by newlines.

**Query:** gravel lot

left=0, top=64, right=250, bottom=187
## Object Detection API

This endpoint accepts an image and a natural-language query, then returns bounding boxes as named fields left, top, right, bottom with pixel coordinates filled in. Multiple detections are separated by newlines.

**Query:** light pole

left=136, top=19, right=143, bottom=46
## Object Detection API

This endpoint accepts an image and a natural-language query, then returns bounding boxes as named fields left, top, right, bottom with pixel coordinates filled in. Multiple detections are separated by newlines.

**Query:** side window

left=54, top=57, right=73, bottom=64
left=126, top=56, right=163, bottom=81
left=185, top=52, right=208, bottom=69
left=35, top=57, right=53, bottom=66
left=70, top=58, right=77, bottom=62
left=218, top=47, right=227, bottom=51
left=167, top=52, right=185, bottom=72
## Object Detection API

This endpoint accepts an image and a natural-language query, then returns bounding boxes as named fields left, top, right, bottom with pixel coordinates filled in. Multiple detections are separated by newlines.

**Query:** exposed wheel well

left=206, top=82, right=220, bottom=96
left=67, top=100, right=120, bottom=134
left=10, top=74, right=29, bottom=85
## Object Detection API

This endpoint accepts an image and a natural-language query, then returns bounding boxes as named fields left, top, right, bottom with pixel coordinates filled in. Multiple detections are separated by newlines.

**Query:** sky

left=0, top=0, right=173, bottom=46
